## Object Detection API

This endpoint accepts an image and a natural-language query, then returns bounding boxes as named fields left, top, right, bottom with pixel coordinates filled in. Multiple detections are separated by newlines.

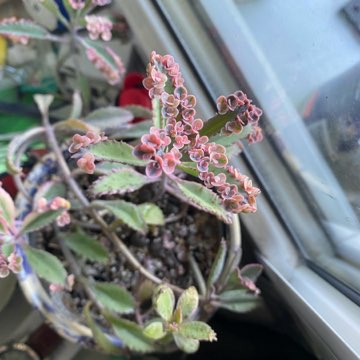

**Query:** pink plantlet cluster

left=134, top=52, right=262, bottom=214
left=37, top=196, right=71, bottom=227
left=69, top=130, right=107, bottom=174
left=68, top=130, right=107, bottom=154
left=0, top=17, right=32, bottom=45
left=0, top=251, right=22, bottom=278
left=86, top=46, right=125, bottom=85
left=85, top=15, right=112, bottom=41
left=68, top=0, right=85, bottom=10
left=49, top=273, right=75, bottom=293
left=216, top=91, right=263, bottom=144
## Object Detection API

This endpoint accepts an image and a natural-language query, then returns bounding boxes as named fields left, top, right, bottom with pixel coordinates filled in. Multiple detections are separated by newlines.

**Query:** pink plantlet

left=247, top=125, right=263, bottom=144
left=68, top=134, right=92, bottom=154
left=189, top=148, right=204, bottom=162
left=174, top=135, right=190, bottom=149
left=85, top=15, right=113, bottom=41
left=216, top=95, right=229, bottom=115
left=145, top=157, right=163, bottom=178
left=7, top=252, right=22, bottom=274
left=211, top=173, right=227, bottom=187
left=49, top=273, right=75, bottom=293
left=192, top=118, right=203, bottom=132
left=37, top=197, right=48, bottom=213
left=50, top=196, right=71, bottom=211
left=77, top=152, right=96, bottom=174
left=162, top=151, right=180, bottom=175
left=56, top=211, right=71, bottom=227
left=133, top=143, right=156, bottom=160
left=174, top=86, right=188, bottom=100
left=197, top=157, right=210, bottom=172
left=68, top=0, right=85, bottom=10
left=49, top=283, right=63, bottom=293
left=181, top=95, right=196, bottom=109
left=210, top=152, right=228, bottom=168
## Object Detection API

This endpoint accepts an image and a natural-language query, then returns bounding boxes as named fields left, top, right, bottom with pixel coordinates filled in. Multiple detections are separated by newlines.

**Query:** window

left=120, top=0, right=360, bottom=358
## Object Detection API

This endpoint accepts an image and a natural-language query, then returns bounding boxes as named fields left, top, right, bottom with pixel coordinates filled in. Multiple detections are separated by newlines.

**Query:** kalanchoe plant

left=0, top=50, right=264, bottom=356
left=0, top=0, right=125, bottom=110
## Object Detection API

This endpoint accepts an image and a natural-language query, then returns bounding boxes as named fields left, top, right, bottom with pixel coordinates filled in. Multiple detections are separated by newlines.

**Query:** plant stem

left=55, top=226, right=103, bottom=312
left=188, top=254, right=207, bottom=296
left=217, top=214, right=242, bottom=290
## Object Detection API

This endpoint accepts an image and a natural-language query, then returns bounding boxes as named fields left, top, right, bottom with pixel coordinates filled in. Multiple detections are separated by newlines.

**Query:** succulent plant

left=0, top=1, right=264, bottom=356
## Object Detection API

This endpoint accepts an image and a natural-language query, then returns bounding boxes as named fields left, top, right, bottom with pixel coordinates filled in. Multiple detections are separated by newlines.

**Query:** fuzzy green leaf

left=152, top=99, right=162, bottom=128
left=240, top=264, right=263, bottom=282
left=217, top=299, right=259, bottom=313
left=217, top=289, right=259, bottom=313
left=92, top=282, right=135, bottom=314
left=63, top=228, right=108, bottom=263
left=124, top=105, right=153, bottom=119
left=81, top=39, right=120, bottom=78
left=178, top=321, right=217, bottom=342
left=175, top=180, right=231, bottom=224
left=93, top=200, right=147, bottom=234
left=207, top=240, right=227, bottom=289
left=19, top=210, right=63, bottom=235
left=210, top=124, right=253, bottom=146
left=85, top=107, right=133, bottom=130
left=143, top=321, right=166, bottom=340
left=0, top=21, right=49, bottom=40
left=24, top=246, right=67, bottom=285
left=88, top=141, right=146, bottom=166
left=176, top=162, right=198, bottom=177
left=0, top=187, right=15, bottom=232
left=200, top=109, right=243, bottom=137
left=173, top=334, right=199, bottom=354
left=33, top=181, right=67, bottom=204
left=218, top=289, right=255, bottom=302
left=91, top=168, right=153, bottom=197
left=2, top=243, right=14, bottom=257
left=138, top=203, right=165, bottom=226
left=105, top=313, right=155, bottom=353
left=153, top=285, right=175, bottom=322
left=84, top=302, right=122, bottom=355
left=175, top=286, right=199, bottom=320
left=117, top=120, right=152, bottom=139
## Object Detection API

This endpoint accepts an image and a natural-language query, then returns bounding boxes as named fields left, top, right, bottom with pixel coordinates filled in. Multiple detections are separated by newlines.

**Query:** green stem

left=188, top=254, right=207, bottom=296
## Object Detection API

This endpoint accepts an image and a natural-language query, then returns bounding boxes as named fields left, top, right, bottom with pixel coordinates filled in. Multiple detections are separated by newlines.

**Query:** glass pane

left=158, top=0, right=360, bottom=294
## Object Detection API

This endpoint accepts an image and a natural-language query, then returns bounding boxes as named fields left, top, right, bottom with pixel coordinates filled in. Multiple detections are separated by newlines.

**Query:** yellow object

left=0, top=36, right=7, bottom=66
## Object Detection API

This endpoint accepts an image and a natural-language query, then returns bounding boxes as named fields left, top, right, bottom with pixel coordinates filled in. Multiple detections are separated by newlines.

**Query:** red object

left=117, top=72, right=152, bottom=123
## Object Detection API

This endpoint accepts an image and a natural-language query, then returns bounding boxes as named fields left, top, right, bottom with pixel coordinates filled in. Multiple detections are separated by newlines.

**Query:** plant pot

left=15, top=156, right=241, bottom=352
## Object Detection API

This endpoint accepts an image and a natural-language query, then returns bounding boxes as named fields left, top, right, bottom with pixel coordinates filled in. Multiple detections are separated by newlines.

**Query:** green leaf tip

left=153, top=285, right=175, bottom=322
